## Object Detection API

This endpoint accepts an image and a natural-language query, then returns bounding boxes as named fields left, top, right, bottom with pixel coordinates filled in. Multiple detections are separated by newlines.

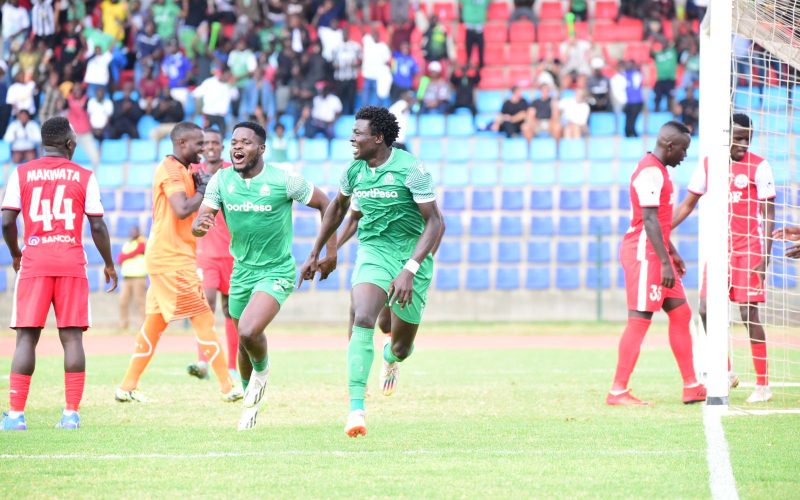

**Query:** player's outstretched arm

left=192, top=204, right=219, bottom=237
left=643, top=207, right=675, bottom=289
left=306, top=186, right=338, bottom=278
left=671, top=191, right=700, bottom=229
left=298, top=191, right=349, bottom=288
left=1, top=209, right=22, bottom=272
left=337, top=210, right=362, bottom=250
left=88, top=215, right=119, bottom=292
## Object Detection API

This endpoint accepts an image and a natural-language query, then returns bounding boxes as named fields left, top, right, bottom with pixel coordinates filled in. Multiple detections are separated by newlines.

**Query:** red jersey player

left=187, top=128, right=239, bottom=383
left=1, top=117, right=118, bottom=431
left=673, top=113, right=776, bottom=403
left=608, top=121, right=706, bottom=406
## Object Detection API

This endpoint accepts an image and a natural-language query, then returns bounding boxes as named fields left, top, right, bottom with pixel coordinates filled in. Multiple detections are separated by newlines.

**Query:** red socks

left=612, top=317, right=651, bottom=390
left=750, top=341, right=768, bottom=386
left=65, top=372, right=85, bottom=411
left=667, top=303, right=697, bottom=386
left=225, top=317, right=238, bottom=371
left=9, top=373, right=31, bottom=412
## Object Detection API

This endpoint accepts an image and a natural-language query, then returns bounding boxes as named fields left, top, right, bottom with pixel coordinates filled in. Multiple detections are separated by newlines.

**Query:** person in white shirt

left=87, top=87, right=114, bottom=140
left=3, top=110, right=41, bottom=164
left=302, top=85, right=342, bottom=140
left=2, top=0, right=31, bottom=58
left=559, top=88, right=591, bottom=139
left=5, top=72, right=37, bottom=115
left=388, top=91, right=415, bottom=151
left=361, top=27, right=392, bottom=107
left=84, top=46, right=114, bottom=98
left=318, top=18, right=344, bottom=62
left=193, top=68, right=239, bottom=137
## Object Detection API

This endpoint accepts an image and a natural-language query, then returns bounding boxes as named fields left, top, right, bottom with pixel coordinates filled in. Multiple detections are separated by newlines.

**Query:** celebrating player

left=116, top=122, right=242, bottom=404
left=673, top=113, right=776, bottom=403
left=608, top=121, right=706, bottom=406
left=187, top=128, right=239, bottom=383
left=300, top=106, right=444, bottom=437
left=1, top=116, right=118, bottom=431
left=192, top=121, right=336, bottom=430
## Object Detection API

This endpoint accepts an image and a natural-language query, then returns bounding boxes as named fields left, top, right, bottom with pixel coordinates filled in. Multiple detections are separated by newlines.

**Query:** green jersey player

left=192, top=122, right=336, bottom=430
left=300, top=106, right=444, bottom=438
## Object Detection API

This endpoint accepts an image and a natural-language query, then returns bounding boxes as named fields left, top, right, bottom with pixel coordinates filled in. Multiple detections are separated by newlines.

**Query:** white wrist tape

left=404, top=259, right=420, bottom=275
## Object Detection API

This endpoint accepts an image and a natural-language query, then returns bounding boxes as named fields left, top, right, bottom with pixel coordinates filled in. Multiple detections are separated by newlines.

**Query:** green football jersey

left=340, top=148, right=436, bottom=257
left=203, top=164, right=313, bottom=275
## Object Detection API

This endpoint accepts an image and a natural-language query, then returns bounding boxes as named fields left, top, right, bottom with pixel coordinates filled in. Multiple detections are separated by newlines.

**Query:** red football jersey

left=1, top=157, right=103, bottom=278
left=621, top=153, right=675, bottom=259
left=687, top=152, right=776, bottom=254
left=194, top=162, right=233, bottom=262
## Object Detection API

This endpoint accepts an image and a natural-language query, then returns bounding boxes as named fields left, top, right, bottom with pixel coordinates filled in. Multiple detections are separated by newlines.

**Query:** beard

left=234, top=157, right=259, bottom=175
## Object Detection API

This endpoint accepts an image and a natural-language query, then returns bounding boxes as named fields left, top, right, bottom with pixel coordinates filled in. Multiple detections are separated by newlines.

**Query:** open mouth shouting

left=231, top=150, right=247, bottom=167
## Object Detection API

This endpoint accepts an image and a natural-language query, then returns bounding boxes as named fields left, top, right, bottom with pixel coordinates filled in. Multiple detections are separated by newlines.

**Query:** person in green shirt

left=652, top=41, right=678, bottom=112
left=300, top=106, right=444, bottom=438
left=151, top=0, right=181, bottom=41
left=460, top=0, right=488, bottom=68
left=192, top=121, right=336, bottom=431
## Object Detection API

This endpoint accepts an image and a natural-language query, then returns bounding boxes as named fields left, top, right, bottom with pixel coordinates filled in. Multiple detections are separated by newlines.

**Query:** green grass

left=1, top=323, right=798, bottom=498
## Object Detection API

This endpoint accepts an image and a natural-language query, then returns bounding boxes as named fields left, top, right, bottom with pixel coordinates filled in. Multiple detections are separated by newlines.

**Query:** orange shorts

left=145, top=270, right=210, bottom=322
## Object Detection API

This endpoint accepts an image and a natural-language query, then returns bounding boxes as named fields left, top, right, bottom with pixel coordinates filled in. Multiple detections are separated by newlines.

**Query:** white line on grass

left=703, top=405, right=739, bottom=500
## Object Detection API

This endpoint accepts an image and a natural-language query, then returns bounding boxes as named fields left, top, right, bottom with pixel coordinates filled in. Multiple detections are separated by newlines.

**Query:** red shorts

left=197, top=257, right=233, bottom=296
left=11, top=276, right=90, bottom=330
left=700, top=254, right=765, bottom=303
left=621, top=249, right=686, bottom=313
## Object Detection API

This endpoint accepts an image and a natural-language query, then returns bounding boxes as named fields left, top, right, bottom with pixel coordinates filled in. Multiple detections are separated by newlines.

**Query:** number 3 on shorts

left=649, top=285, right=662, bottom=302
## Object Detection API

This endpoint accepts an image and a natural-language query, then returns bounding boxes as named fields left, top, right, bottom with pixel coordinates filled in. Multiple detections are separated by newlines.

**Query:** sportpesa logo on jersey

left=225, top=201, right=273, bottom=212
left=353, top=188, right=398, bottom=199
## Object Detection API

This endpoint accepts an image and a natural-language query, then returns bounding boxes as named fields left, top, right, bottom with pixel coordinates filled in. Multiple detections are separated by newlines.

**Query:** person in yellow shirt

left=117, top=225, right=147, bottom=332
left=101, top=0, right=128, bottom=42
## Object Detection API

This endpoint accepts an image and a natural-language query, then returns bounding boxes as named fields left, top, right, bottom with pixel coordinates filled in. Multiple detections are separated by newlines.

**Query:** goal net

left=700, top=0, right=800, bottom=412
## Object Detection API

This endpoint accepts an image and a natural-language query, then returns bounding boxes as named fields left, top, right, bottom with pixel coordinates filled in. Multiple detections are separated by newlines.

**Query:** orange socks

left=120, top=314, right=168, bottom=391
left=190, top=311, right=233, bottom=393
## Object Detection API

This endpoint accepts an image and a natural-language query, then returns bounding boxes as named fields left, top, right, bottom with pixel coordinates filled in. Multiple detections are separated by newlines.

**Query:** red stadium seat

left=539, top=1, right=564, bottom=20
left=623, top=42, right=652, bottom=64
left=507, top=44, right=533, bottom=65
left=432, top=2, right=457, bottom=22
left=537, top=42, right=560, bottom=62
left=592, top=21, right=619, bottom=42
left=410, top=27, right=423, bottom=44
left=642, top=63, right=656, bottom=88
left=508, top=67, right=533, bottom=86
left=573, top=21, right=590, bottom=40
left=536, top=23, right=566, bottom=43
left=509, top=21, right=536, bottom=43
left=455, top=46, right=469, bottom=65
left=484, top=22, right=508, bottom=44
left=453, top=22, right=466, bottom=44
left=487, top=1, right=510, bottom=21
left=484, top=44, right=507, bottom=66
left=593, top=0, right=618, bottom=19
left=479, top=67, right=507, bottom=89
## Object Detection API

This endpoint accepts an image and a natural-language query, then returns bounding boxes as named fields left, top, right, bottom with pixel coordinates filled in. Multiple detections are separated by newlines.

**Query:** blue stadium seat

left=531, top=163, right=557, bottom=185
left=763, top=85, right=789, bottom=112
left=530, top=216, right=554, bottom=236
left=471, top=190, right=495, bottom=210
left=587, top=216, right=613, bottom=236
left=675, top=215, right=698, bottom=236
left=468, top=241, right=492, bottom=263
left=115, top=216, right=140, bottom=238
left=770, top=261, right=798, bottom=288
left=476, top=90, right=505, bottom=114
left=445, top=138, right=472, bottom=162
left=558, top=189, right=583, bottom=210
left=294, top=216, right=318, bottom=237
left=442, top=190, right=466, bottom=211
left=470, top=216, right=493, bottom=236
left=760, top=114, right=789, bottom=134
left=0, top=141, right=10, bottom=164
left=501, top=138, right=528, bottom=161
left=466, top=267, right=490, bottom=290
left=556, top=267, right=581, bottom=289
left=646, top=112, right=674, bottom=135
left=438, top=241, right=462, bottom=263
left=96, top=165, right=123, bottom=188
left=588, top=189, right=612, bottom=209
left=121, top=191, right=147, bottom=211
left=0, top=271, right=6, bottom=292
left=559, top=138, right=586, bottom=161
left=334, top=115, right=355, bottom=137
left=129, top=139, right=157, bottom=163
left=559, top=162, right=584, bottom=185
left=443, top=214, right=463, bottom=236
left=525, top=267, right=550, bottom=289
left=473, top=138, right=500, bottom=161
left=302, top=138, right=329, bottom=161
left=530, top=190, right=553, bottom=210
left=527, top=240, right=551, bottom=263
left=495, top=267, right=520, bottom=290
left=530, top=138, right=557, bottom=162
left=618, top=188, right=631, bottom=210
left=87, top=269, right=101, bottom=292
left=292, top=242, right=312, bottom=263
left=418, top=139, right=443, bottom=162
left=72, top=144, right=94, bottom=165
left=587, top=241, right=612, bottom=263
left=0, top=246, right=12, bottom=265
left=330, top=139, right=353, bottom=162
left=442, top=164, right=469, bottom=187
left=436, top=267, right=460, bottom=290
left=733, top=87, right=760, bottom=110
left=472, top=164, right=498, bottom=186
left=587, top=162, right=615, bottom=185
left=500, top=163, right=528, bottom=186
left=100, top=190, right=117, bottom=211
left=418, top=115, right=446, bottom=137
left=127, top=163, right=156, bottom=187
left=678, top=240, right=699, bottom=262
left=137, top=115, right=158, bottom=139
left=682, top=265, right=699, bottom=289
left=301, top=163, right=326, bottom=186
left=499, top=216, right=523, bottom=236
left=617, top=215, right=630, bottom=235
left=447, top=114, right=475, bottom=136
left=497, top=241, right=521, bottom=263
left=316, top=269, right=341, bottom=290
left=589, top=112, right=617, bottom=135
left=586, top=267, right=611, bottom=289
left=558, top=216, right=582, bottom=236
left=100, top=139, right=128, bottom=164
left=619, top=137, right=645, bottom=161
left=616, top=267, right=626, bottom=288
left=556, top=242, right=581, bottom=263
left=587, top=138, right=616, bottom=161
left=157, top=138, right=171, bottom=157
left=84, top=245, right=104, bottom=265
left=501, top=190, right=524, bottom=211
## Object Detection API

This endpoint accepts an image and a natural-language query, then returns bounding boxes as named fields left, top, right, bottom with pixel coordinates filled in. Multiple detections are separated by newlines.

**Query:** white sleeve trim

left=754, top=159, right=777, bottom=200
left=686, top=163, right=707, bottom=196
left=84, top=172, right=104, bottom=215
left=632, top=166, right=664, bottom=207
left=1, top=169, right=21, bottom=210
left=203, top=171, right=222, bottom=210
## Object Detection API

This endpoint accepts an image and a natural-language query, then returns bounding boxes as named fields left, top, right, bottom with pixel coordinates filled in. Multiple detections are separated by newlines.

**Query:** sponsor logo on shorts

left=272, top=278, right=291, bottom=292
left=353, top=188, right=398, bottom=199
left=225, top=201, right=273, bottom=212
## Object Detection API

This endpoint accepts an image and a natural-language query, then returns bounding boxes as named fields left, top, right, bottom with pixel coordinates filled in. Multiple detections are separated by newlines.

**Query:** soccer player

left=116, top=122, right=242, bottom=404
left=608, top=120, right=706, bottom=406
left=187, top=127, right=239, bottom=383
left=300, top=106, right=444, bottom=437
left=673, top=113, right=776, bottom=403
left=191, top=121, right=336, bottom=430
left=1, top=116, right=118, bottom=431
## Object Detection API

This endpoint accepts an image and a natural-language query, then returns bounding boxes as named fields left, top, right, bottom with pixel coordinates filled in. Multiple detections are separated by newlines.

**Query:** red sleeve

left=117, top=241, right=146, bottom=264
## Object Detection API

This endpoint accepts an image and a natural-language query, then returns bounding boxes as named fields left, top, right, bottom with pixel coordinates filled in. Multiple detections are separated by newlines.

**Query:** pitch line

left=703, top=405, right=739, bottom=500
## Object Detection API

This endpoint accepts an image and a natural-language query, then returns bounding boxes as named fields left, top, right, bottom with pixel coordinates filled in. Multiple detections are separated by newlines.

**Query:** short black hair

left=732, top=113, right=752, bottom=129
left=662, top=120, right=691, bottom=135
left=233, top=121, right=267, bottom=144
left=170, top=121, right=202, bottom=142
left=355, top=106, right=399, bottom=147
left=41, top=116, right=74, bottom=148
left=203, top=126, right=222, bottom=137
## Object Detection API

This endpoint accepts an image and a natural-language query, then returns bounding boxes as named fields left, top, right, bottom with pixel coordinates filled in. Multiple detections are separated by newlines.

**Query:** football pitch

left=1, top=322, right=798, bottom=498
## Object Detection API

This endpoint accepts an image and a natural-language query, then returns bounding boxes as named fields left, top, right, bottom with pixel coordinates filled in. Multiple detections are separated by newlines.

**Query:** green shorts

left=351, top=245, right=433, bottom=325
left=228, top=266, right=294, bottom=319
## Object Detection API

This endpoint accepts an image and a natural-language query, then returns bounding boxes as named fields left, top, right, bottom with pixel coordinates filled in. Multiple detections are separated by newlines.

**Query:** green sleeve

left=404, top=160, right=436, bottom=203
left=202, top=171, right=222, bottom=210
left=285, top=172, right=314, bottom=205
left=339, top=162, right=356, bottom=196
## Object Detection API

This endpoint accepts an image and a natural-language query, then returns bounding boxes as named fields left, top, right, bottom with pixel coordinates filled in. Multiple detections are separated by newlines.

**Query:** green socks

left=348, top=326, right=375, bottom=411
left=252, top=356, right=268, bottom=373
left=242, top=378, right=249, bottom=391
left=383, top=342, right=414, bottom=363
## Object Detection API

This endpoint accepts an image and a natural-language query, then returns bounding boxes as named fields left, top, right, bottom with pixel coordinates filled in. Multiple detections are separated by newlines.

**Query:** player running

left=1, top=116, right=118, bottom=431
left=673, top=113, right=776, bottom=403
left=116, top=122, right=242, bottom=404
left=187, top=127, right=239, bottom=383
left=608, top=121, right=706, bottom=406
left=300, top=106, right=444, bottom=437
left=191, top=121, right=336, bottom=430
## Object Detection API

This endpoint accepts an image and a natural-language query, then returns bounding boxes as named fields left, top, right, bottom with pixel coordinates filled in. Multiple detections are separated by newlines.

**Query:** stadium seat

left=470, top=216, right=494, bottom=236
left=315, top=269, right=340, bottom=290
left=527, top=240, right=551, bottom=263
left=531, top=163, right=557, bottom=185
left=0, top=245, right=12, bottom=265
left=121, top=191, right=147, bottom=211
left=588, top=189, right=612, bottom=210
left=763, top=85, right=789, bottom=112
left=447, top=115, right=475, bottom=136
left=432, top=1, right=457, bottom=22
left=71, top=144, right=94, bottom=165
left=682, top=265, right=699, bottom=289
left=530, top=190, right=553, bottom=210
left=476, top=90, right=506, bottom=114
left=525, top=266, right=551, bottom=289
left=472, top=163, right=498, bottom=186
left=497, top=241, right=521, bottom=263
left=559, top=189, right=583, bottom=210
left=442, top=164, right=470, bottom=187
left=501, top=163, right=528, bottom=186
left=83, top=245, right=104, bottom=266
left=586, top=267, right=611, bottom=289
left=619, top=137, right=645, bottom=161
left=468, top=241, right=492, bottom=264
left=558, top=216, right=583, bottom=236
left=500, top=190, right=524, bottom=211
left=438, top=241, right=462, bottom=263
left=501, top=138, right=528, bottom=161
left=536, top=23, right=566, bottom=43
left=507, top=45, right=533, bottom=65
left=100, top=190, right=117, bottom=211
left=499, top=215, right=523, bottom=236
left=675, top=215, right=699, bottom=236
left=292, top=242, right=312, bottom=264
left=530, top=138, right=557, bottom=162
left=136, top=115, right=158, bottom=139
left=588, top=112, right=617, bottom=136
left=294, top=216, right=318, bottom=237
left=302, top=138, right=329, bottom=161
left=115, top=216, right=141, bottom=238
left=594, top=0, right=619, bottom=19
left=559, top=162, right=584, bottom=186
left=330, top=139, right=353, bottom=162
left=770, top=261, right=798, bottom=289
left=587, top=216, right=613, bottom=236
left=418, top=139, right=443, bottom=162
left=539, top=1, right=563, bottom=19
left=508, top=20, right=535, bottom=43
left=617, top=187, right=631, bottom=210
left=587, top=162, right=615, bottom=185
left=442, top=190, right=466, bottom=211
left=556, top=242, right=581, bottom=264
left=334, top=115, right=355, bottom=138
left=587, top=241, right=612, bottom=263
left=100, top=139, right=128, bottom=164
left=0, top=141, right=10, bottom=164
left=129, top=139, right=157, bottom=163
left=471, top=190, right=495, bottom=210
left=487, top=2, right=510, bottom=21
left=559, top=139, right=586, bottom=161
left=646, top=112, right=674, bottom=135
left=444, top=214, right=464, bottom=236
left=678, top=240, right=699, bottom=262
left=617, top=215, right=630, bottom=235
left=436, top=267, right=461, bottom=290
left=555, top=267, right=580, bottom=289
left=157, top=138, right=171, bottom=157
left=86, top=269, right=101, bottom=292
left=445, top=138, right=472, bottom=162
left=300, top=163, right=326, bottom=186
left=473, top=138, right=500, bottom=161
left=587, top=137, right=616, bottom=161
left=495, top=267, right=520, bottom=290
left=466, top=267, right=490, bottom=290
left=530, top=216, right=555, bottom=236
left=419, top=115, right=446, bottom=137
left=733, top=87, right=761, bottom=110
left=96, top=165, right=123, bottom=188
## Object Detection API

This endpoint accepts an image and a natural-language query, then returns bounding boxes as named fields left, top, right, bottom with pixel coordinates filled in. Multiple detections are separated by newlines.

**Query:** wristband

left=404, top=259, right=420, bottom=275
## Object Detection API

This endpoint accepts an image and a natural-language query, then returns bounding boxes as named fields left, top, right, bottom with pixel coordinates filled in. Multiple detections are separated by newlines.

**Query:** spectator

left=193, top=68, right=239, bottom=137
left=674, top=86, right=699, bottom=135
left=101, top=0, right=129, bottom=43
left=150, top=91, right=185, bottom=142
left=303, top=41, right=330, bottom=85
left=389, top=18, right=415, bottom=52
left=138, top=66, right=164, bottom=113
left=65, top=84, right=100, bottom=168
left=288, top=63, right=317, bottom=131
left=332, top=29, right=361, bottom=115
left=117, top=226, right=147, bottom=333
left=5, top=72, right=37, bottom=115
left=108, top=84, right=144, bottom=139
left=569, top=0, right=588, bottom=21
left=680, top=40, right=700, bottom=90
left=450, top=63, right=481, bottom=116
left=152, top=0, right=181, bottom=40
left=422, top=16, right=452, bottom=65
left=560, top=38, right=593, bottom=84
left=559, top=88, right=590, bottom=138
left=652, top=41, right=678, bottom=112
left=0, top=64, right=8, bottom=138
left=361, top=25, right=392, bottom=107
left=190, top=23, right=215, bottom=84
left=268, top=122, right=292, bottom=170
left=391, top=41, right=419, bottom=102
left=421, top=62, right=452, bottom=114
left=587, top=57, right=611, bottom=112
left=182, top=0, right=210, bottom=31
left=523, top=85, right=558, bottom=140
left=460, top=0, right=489, bottom=68
left=622, top=60, right=644, bottom=137
left=162, top=39, right=193, bottom=106
left=54, top=20, right=85, bottom=82
left=84, top=46, right=113, bottom=97
left=87, top=87, right=114, bottom=141
left=134, top=20, right=162, bottom=85
left=509, top=0, right=536, bottom=24
left=236, top=0, right=265, bottom=24
left=302, top=85, right=342, bottom=140
left=228, top=38, right=259, bottom=120
left=31, top=0, right=57, bottom=49
left=287, top=14, right=311, bottom=54
left=491, top=85, right=529, bottom=138
left=388, top=91, right=415, bottom=151
left=318, top=18, right=344, bottom=63
left=4, top=110, right=41, bottom=164
left=1, top=0, right=30, bottom=58
left=275, top=43, right=296, bottom=118
left=312, top=0, right=344, bottom=28
left=610, top=59, right=628, bottom=115
left=16, top=38, right=45, bottom=82
left=209, top=0, right=237, bottom=24
left=255, top=51, right=277, bottom=125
